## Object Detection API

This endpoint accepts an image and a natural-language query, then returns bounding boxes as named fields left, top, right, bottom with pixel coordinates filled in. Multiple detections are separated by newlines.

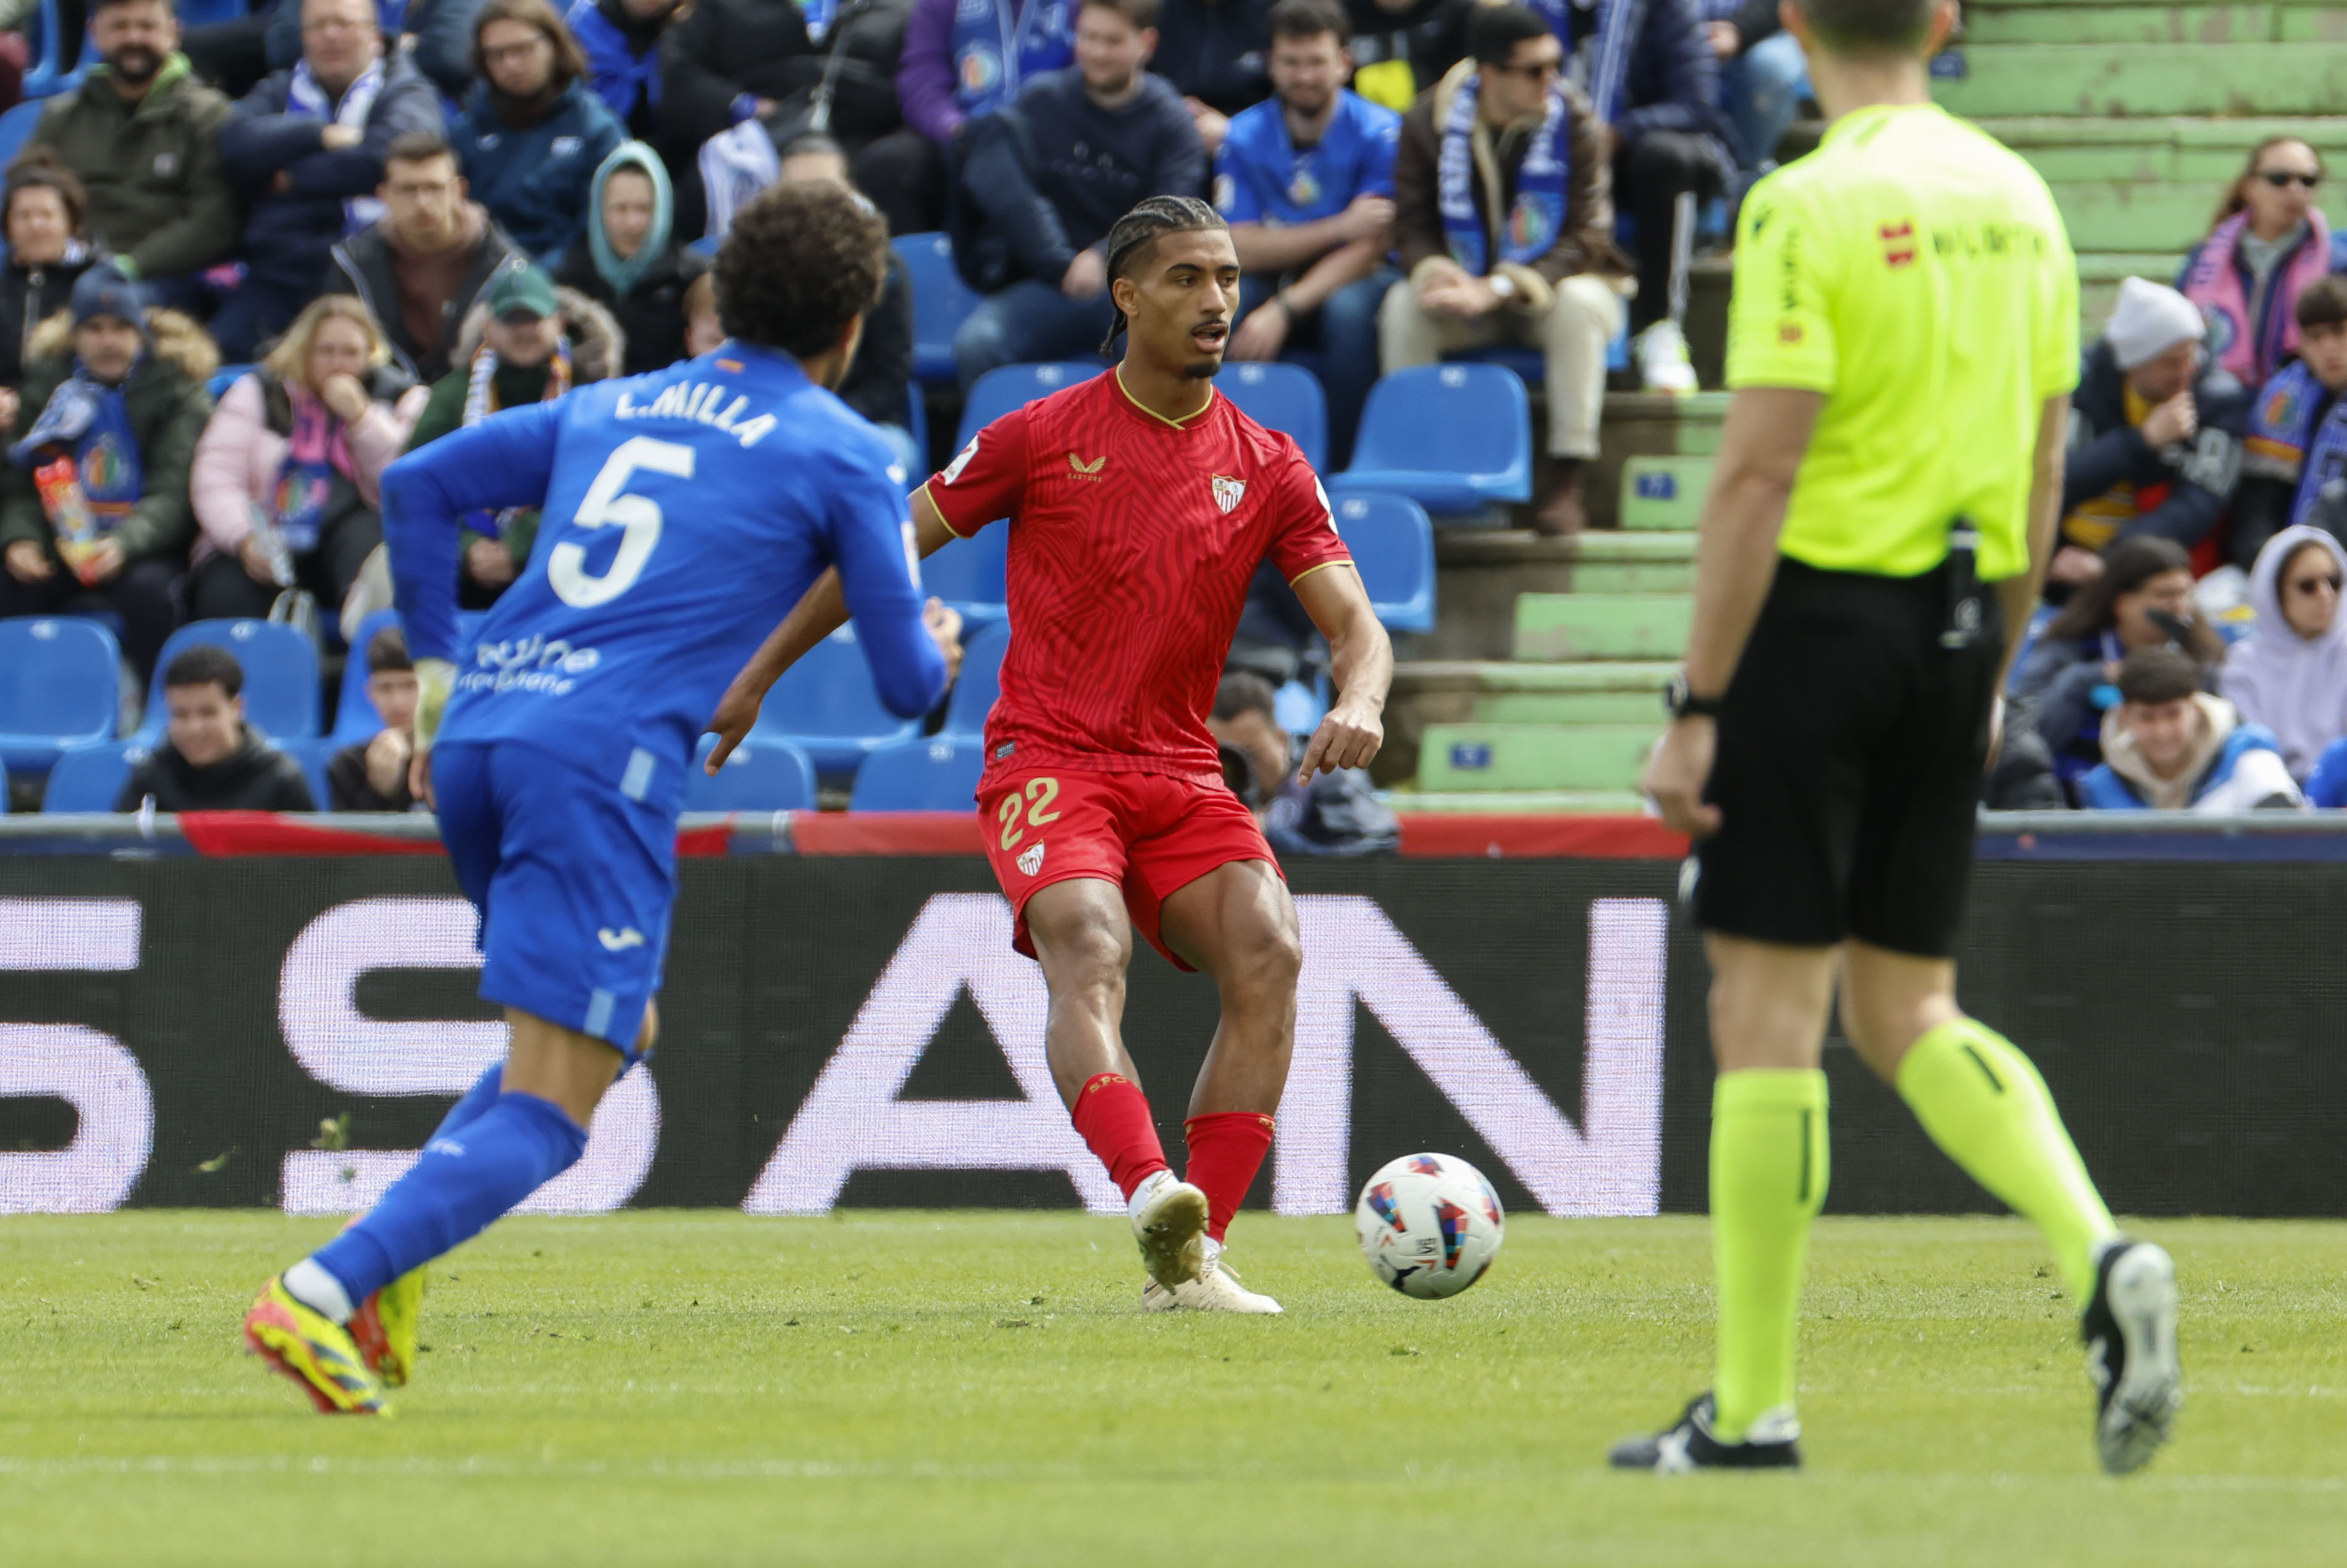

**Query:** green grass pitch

left=2, top=1212, right=2342, bottom=1566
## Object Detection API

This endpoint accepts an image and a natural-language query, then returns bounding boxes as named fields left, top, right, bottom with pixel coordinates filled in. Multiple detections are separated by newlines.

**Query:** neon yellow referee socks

left=1710, top=1069, right=1830, bottom=1442
left=1896, top=1019, right=2117, bottom=1301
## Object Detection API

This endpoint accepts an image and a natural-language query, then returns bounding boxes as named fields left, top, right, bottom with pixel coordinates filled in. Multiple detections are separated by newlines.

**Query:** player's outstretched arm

left=1293, top=563, right=1393, bottom=784
left=1637, top=386, right=1822, bottom=836
left=703, top=486, right=962, bottom=771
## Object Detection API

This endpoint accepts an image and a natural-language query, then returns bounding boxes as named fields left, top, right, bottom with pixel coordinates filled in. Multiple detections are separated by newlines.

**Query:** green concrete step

left=2049, top=180, right=2347, bottom=253
left=1382, top=658, right=1674, bottom=783
left=1963, top=3, right=2347, bottom=46
left=1425, top=534, right=1694, bottom=660
left=1388, top=788, right=1649, bottom=814
left=1619, top=455, right=1713, bottom=532
left=1980, top=115, right=2347, bottom=183
left=1933, top=43, right=2347, bottom=119
left=1514, top=594, right=1692, bottom=661
left=1417, top=724, right=1660, bottom=792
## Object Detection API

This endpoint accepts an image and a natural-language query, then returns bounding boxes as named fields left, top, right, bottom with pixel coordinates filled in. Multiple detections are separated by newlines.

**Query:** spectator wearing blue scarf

left=1382, top=2, right=1627, bottom=534
left=0, top=265, right=217, bottom=683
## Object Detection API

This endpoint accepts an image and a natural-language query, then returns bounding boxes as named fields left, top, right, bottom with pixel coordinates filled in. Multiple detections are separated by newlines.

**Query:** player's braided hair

left=1098, top=195, right=1229, bottom=354
left=714, top=181, right=889, bottom=359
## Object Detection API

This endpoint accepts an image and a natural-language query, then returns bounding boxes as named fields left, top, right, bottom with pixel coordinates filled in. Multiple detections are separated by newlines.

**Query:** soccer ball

left=1354, top=1152, right=1505, bottom=1299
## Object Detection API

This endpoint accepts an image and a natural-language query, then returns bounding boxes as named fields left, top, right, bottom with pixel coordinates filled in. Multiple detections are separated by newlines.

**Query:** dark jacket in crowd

left=0, top=240, right=99, bottom=387
left=1341, top=0, right=1472, bottom=115
left=2062, top=338, right=2251, bottom=554
left=0, top=307, right=217, bottom=568
left=567, top=0, right=675, bottom=140
left=1574, top=0, right=1734, bottom=152
left=327, top=211, right=524, bottom=383
left=326, top=739, right=413, bottom=810
left=1393, top=63, right=1629, bottom=288
left=27, top=55, right=238, bottom=279
left=450, top=78, right=628, bottom=262
left=219, top=52, right=446, bottom=295
left=114, top=728, right=316, bottom=812
left=1263, top=766, right=1400, bottom=857
left=1154, top=0, right=1273, bottom=118
left=951, top=69, right=1206, bottom=291
left=839, top=251, right=913, bottom=430
left=656, top=0, right=817, bottom=157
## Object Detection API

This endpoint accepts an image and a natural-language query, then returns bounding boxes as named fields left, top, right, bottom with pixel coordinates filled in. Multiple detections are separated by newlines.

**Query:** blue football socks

left=433, top=1061, right=506, bottom=1141
left=305, top=1090, right=587, bottom=1312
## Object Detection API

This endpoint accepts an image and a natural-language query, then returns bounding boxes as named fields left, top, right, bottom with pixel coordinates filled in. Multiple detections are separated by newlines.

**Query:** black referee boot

left=1608, top=1392, right=1802, bottom=1472
left=2081, top=1238, right=2183, bottom=1475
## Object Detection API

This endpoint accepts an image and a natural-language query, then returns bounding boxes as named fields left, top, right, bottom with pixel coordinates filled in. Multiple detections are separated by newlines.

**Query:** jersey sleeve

left=828, top=440, right=951, bottom=720
left=922, top=403, right=1031, bottom=539
left=1359, top=107, right=1401, bottom=199
left=1725, top=179, right=1837, bottom=395
left=2033, top=203, right=2083, bottom=402
left=381, top=400, right=564, bottom=663
left=1264, top=443, right=1354, bottom=587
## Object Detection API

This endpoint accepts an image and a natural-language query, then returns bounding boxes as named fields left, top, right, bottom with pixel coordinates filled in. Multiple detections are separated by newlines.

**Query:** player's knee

left=1224, top=908, right=1303, bottom=1004
left=1032, top=900, right=1130, bottom=995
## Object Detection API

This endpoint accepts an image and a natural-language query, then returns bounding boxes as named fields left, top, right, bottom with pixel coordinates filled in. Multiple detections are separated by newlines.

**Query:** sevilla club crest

left=1211, top=474, right=1246, bottom=514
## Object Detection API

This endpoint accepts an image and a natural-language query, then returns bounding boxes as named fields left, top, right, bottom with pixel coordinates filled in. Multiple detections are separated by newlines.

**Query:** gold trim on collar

left=1114, top=365, right=1215, bottom=429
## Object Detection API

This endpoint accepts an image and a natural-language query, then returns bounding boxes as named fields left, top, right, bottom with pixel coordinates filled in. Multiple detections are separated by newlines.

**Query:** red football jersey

left=922, top=370, right=1353, bottom=786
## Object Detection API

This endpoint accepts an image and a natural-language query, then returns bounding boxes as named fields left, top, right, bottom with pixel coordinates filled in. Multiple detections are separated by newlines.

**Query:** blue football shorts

left=432, top=737, right=676, bottom=1063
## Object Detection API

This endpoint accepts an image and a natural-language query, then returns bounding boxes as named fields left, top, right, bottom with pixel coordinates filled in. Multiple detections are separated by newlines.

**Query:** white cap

left=2106, top=276, right=2206, bottom=371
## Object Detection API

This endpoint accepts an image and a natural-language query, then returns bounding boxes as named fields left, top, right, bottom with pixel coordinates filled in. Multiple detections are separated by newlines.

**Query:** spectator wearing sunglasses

left=2180, top=137, right=2347, bottom=390
left=2222, top=525, right=2347, bottom=782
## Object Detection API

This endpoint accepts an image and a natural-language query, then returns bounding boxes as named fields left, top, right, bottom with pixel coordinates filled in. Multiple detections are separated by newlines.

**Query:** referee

left=1616, top=0, right=2182, bottom=1475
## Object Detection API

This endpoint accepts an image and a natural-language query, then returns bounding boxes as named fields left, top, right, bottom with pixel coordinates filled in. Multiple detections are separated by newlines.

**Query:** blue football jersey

left=383, top=343, right=946, bottom=794
left=1214, top=91, right=1401, bottom=228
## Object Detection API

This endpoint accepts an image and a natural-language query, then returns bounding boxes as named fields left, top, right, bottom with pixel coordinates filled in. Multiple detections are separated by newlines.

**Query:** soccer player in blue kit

left=240, top=182, right=949, bottom=1414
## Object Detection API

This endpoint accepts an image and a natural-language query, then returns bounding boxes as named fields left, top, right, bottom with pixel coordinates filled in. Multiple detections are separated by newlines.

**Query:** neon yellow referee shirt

left=1726, top=101, right=2080, bottom=582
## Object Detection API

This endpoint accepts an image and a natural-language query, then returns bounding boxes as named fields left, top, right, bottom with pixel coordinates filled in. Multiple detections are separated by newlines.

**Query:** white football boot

left=1129, top=1170, right=1210, bottom=1288
left=1142, top=1238, right=1283, bottom=1314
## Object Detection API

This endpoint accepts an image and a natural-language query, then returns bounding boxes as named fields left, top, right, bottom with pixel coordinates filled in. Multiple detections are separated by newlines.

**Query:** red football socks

left=1184, top=1111, right=1277, bottom=1241
left=1071, top=1073, right=1170, bottom=1200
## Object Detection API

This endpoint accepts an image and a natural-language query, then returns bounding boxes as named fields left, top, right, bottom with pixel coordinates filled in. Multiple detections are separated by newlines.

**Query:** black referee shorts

left=1690, top=557, right=2002, bottom=958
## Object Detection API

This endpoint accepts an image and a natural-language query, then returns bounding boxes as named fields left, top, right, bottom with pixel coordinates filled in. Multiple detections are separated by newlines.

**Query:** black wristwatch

left=1665, top=672, right=1727, bottom=722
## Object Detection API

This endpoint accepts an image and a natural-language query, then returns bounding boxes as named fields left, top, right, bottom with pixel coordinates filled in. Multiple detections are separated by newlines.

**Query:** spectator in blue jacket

left=2080, top=647, right=2302, bottom=813
left=214, top=0, right=445, bottom=361
left=564, top=0, right=684, bottom=141
left=1543, top=0, right=1733, bottom=391
left=948, top=0, right=1206, bottom=386
left=1215, top=0, right=1398, bottom=468
left=449, top=0, right=626, bottom=263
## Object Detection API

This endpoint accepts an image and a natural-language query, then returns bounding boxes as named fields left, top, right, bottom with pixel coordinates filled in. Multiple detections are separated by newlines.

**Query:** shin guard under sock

left=1711, top=1069, right=1829, bottom=1442
left=1183, top=1112, right=1275, bottom=1242
left=1070, top=1073, right=1170, bottom=1201
left=1897, top=1018, right=2117, bottom=1301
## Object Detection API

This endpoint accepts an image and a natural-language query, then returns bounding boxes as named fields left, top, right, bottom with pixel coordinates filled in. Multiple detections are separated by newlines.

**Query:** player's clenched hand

left=1297, top=697, right=1383, bottom=784
left=1640, top=718, right=1721, bottom=837
left=702, top=680, right=763, bottom=774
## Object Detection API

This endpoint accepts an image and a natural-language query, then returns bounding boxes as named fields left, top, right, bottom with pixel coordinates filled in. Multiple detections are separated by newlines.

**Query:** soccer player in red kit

left=705, top=195, right=1395, bottom=1312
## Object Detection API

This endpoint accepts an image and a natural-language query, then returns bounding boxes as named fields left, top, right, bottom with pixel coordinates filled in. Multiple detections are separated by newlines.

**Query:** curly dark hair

left=1099, top=195, right=1227, bottom=353
left=713, top=182, right=889, bottom=358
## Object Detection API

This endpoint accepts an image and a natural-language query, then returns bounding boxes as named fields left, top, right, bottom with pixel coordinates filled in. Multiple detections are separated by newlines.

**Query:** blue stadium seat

left=849, top=733, right=987, bottom=811
left=748, top=623, right=918, bottom=773
left=175, top=0, right=253, bottom=27
left=281, top=737, right=336, bottom=810
left=923, top=523, right=1006, bottom=626
left=1330, top=364, right=1533, bottom=512
left=138, top=620, right=321, bottom=742
left=0, top=616, right=119, bottom=773
left=943, top=619, right=1009, bottom=737
left=896, top=232, right=982, bottom=387
left=20, top=0, right=93, bottom=99
left=1218, top=361, right=1328, bottom=472
left=1329, top=492, right=1436, bottom=634
left=42, top=739, right=146, bottom=811
left=206, top=364, right=256, bottom=403
left=954, top=361, right=1103, bottom=448
left=685, top=732, right=818, bottom=811
left=332, top=608, right=403, bottom=742
left=0, top=100, right=43, bottom=168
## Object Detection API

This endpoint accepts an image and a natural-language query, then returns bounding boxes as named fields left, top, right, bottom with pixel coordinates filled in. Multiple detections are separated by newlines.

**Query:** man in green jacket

left=28, top=0, right=237, bottom=302
left=0, top=266, right=216, bottom=683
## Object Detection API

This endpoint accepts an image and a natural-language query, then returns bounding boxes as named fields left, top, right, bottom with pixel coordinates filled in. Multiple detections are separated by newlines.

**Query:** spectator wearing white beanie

left=2106, top=275, right=2207, bottom=371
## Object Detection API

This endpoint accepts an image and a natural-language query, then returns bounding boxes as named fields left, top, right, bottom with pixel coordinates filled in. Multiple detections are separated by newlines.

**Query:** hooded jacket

left=220, top=51, right=446, bottom=295
left=450, top=76, right=628, bottom=263
left=552, top=141, right=708, bottom=377
left=2061, top=337, right=2251, bottom=554
left=112, top=726, right=316, bottom=812
left=326, top=209, right=523, bottom=384
left=2080, top=692, right=2301, bottom=811
left=1392, top=62, right=1630, bottom=301
left=27, top=54, right=238, bottom=279
left=2217, top=524, right=2347, bottom=780
left=0, top=240, right=99, bottom=388
left=0, top=306, right=218, bottom=563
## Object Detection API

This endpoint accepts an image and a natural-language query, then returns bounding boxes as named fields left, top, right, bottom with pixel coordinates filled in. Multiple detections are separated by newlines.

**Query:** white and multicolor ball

left=1353, top=1152, right=1505, bottom=1299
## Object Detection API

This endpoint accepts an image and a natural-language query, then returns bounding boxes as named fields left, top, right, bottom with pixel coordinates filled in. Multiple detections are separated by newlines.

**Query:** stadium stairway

left=1378, top=11, right=2347, bottom=812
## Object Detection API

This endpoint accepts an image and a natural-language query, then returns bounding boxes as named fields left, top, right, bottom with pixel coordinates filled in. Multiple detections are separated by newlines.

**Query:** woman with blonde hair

left=188, top=293, right=426, bottom=622
left=2179, top=135, right=2347, bottom=388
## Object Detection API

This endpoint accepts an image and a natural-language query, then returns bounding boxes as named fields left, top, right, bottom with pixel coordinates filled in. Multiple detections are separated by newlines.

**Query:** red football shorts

left=978, top=769, right=1281, bottom=971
